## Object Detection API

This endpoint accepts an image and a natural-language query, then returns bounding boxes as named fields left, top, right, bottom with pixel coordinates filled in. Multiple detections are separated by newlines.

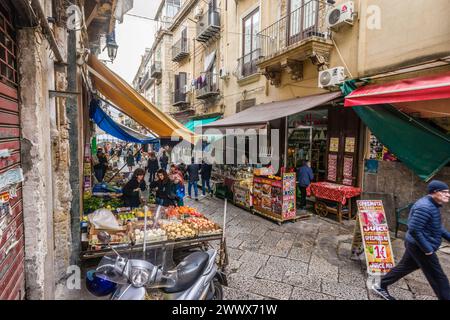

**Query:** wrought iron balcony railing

left=257, top=0, right=327, bottom=60
left=195, top=72, right=219, bottom=99
left=151, top=61, right=162, bottom=78
left=196, top=9, right=220, bottom=43
left=172, top=37, right=190, bottom=62
left=236, top=48, right=262, bottom=79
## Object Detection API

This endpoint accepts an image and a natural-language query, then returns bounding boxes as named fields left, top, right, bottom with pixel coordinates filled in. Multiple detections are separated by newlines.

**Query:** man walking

left=187, top=158, right=200, bottom=201
left=297, top=160, right=314, bottom=210
left=372, top=180, right=450, bottom=300
left=200, top=160, right=213, bottom=197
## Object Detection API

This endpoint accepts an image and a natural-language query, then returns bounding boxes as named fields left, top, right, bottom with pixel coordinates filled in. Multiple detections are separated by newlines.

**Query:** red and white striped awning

left=344, top=71, right=450, bottom=117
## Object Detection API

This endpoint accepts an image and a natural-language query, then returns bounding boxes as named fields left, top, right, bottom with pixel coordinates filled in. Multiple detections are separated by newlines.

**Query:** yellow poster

left=329, top=137, right=339, bottom=152
left=357, top=200, right=395, bottom=275
left=345, top=137, right=355, bottom=153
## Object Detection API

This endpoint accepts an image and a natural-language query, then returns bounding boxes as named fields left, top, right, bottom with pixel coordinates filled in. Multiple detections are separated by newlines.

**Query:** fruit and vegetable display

left=161, top=221, right=197, bottom=240
left=134, top=228, right=166, bottom=243
left=83, top=195, right=124, bottom=214
left=85, top=204, right=222, bottom=251
left=184, top=217, right=221, bottom=234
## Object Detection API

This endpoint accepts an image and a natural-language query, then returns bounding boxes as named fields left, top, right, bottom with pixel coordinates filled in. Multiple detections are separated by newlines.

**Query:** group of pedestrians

left=121, top=151, right=214, bottom=209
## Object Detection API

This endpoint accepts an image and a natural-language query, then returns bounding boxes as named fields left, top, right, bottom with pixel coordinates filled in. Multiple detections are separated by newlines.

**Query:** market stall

left=80, top=204, right=228, bottom=269
left=307, top=182, right=361, bottom=223
left=252, top=169, right=298, bottom=225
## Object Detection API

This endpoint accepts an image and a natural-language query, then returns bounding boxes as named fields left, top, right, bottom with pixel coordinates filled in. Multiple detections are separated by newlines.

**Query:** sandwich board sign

left=356, top=200, right=395, bottom=275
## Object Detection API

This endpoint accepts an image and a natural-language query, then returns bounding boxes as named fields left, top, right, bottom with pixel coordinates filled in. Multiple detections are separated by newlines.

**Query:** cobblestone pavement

left=185, top=196, right=450, bottom=300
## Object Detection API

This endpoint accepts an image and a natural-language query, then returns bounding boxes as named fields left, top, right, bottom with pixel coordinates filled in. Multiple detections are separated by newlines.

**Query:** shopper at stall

left=200, top=160, right=213, bottom=197
left=172, top=174, right=185, bottom=207
left=122, top=168, right=147, bottom=208
left=150, top=169, right=178, bottom=207
left=160, top=151, right=169, bottom=172
left=94, top=148, right=109, bottom=182
left=135, top=149, right=142, bottom=166
left=146, top=152, right=160, bottom=185
left=297, top=160, right=314, bottom=210
left=187, top=158, right=200, bottom=201
left=372, top=180, right=450, bottom=300
left=126, top=150, right=135, bottom=173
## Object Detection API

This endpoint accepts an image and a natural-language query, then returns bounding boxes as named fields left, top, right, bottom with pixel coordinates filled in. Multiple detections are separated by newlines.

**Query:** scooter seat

left=163, top=251, right=209, bottom=294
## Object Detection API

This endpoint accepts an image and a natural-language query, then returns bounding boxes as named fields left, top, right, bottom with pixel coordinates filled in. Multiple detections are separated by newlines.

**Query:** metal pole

left=142, top=204, right=148, bottom=259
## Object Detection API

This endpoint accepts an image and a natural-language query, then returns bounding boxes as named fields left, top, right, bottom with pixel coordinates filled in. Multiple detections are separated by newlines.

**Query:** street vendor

left=297, top=160, right=314, bottom=210
left=122, top=168, right=147, bottom=208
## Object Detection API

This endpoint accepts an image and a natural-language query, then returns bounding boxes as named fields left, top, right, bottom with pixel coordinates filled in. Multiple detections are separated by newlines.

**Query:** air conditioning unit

left=194, top=6, right=203, bottom=19
left=318, top=67, right=346, bottom=88
left=326, top=1, right=355, bottom=29
left=219, top=68, right=230, bottom=80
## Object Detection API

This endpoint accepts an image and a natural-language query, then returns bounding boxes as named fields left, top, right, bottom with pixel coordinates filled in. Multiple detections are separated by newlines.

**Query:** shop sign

left=0, top=168, right=24, bottom=192
left=329, top=137, right=339, bottom=152
left=357, top=200, right=395, bottom=275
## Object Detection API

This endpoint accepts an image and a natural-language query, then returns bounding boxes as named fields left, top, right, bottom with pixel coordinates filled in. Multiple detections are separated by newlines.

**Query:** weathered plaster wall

left=18, top=27, right=55, bottom=300
left=363, top=162, right=450, bottom=231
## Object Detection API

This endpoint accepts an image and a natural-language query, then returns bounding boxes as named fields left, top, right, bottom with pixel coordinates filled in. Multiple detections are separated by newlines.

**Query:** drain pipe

left=30, top=0, right=65, bottom=63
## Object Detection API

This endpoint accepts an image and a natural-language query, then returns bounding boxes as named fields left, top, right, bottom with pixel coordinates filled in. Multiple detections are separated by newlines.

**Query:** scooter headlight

left=130, top=268, right=150, bottom=288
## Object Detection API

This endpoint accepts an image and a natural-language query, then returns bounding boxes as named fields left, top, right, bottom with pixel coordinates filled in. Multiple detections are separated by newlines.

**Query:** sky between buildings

left=100, top=0, right=161, bottom=84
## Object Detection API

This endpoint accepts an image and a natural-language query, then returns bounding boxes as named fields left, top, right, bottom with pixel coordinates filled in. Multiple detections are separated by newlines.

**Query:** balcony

left=195, top=72, right=220, bottom=100
left=173, top=89, right=190, bottom=106
left=172, top=37, right=190, bottom=62
left=236, top=48, right=262, bottom=80
left=256, top=0, right=333, bottom=86
left=139, top=71, right=154, bottom=90
left=196, top=10, right=220, bottom=43
left=151, top=61, right=162, bottom=79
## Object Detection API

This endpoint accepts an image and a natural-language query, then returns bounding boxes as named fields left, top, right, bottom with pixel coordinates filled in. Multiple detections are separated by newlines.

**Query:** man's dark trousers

left=380, top=241, right=450, bottom=300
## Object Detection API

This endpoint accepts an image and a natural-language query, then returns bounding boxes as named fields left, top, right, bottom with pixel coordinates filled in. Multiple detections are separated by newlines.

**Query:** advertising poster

left=327, top=154, right=337, bottom=182
left=345, top=137, right=355, bottom=153
left=357, top=200, right=395, bottom=275
left=329, top=137, right=339, bottom=152
left=342, top=156, right=354, bottom=186
left=282, top=173, right=296, bottom=218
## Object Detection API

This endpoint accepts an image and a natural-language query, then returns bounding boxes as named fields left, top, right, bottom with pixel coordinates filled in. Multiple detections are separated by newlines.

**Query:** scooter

left=93, top=235, right=226, bottom=300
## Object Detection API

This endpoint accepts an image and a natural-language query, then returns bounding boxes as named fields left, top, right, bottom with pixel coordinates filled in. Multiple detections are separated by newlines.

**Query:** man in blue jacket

left=372, top=180, right=450, bottom=300
left=297, top=160, right=314, bottom=210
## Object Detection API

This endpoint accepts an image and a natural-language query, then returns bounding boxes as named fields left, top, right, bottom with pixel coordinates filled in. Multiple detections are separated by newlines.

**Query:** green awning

left=353, top=104, right=450, bottom=181
left=185, top=116, right=221, bottom=132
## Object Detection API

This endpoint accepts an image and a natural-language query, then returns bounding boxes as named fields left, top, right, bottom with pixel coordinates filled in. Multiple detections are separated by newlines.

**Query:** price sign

left=357, top=200, right=395, bottom=275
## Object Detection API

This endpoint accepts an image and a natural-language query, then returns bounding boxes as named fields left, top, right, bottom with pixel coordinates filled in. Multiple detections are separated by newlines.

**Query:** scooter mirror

left=98, top=231, right=112, bottom=244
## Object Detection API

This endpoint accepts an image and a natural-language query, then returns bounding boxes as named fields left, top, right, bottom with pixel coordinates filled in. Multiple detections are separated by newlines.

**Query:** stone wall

left=18, top=27, right=56, bottom=300
left=362, top=161, right=450, bottom=231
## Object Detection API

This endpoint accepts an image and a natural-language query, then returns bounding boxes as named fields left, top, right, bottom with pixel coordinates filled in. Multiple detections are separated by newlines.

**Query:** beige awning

left=202, top=92, right=342, bottom=129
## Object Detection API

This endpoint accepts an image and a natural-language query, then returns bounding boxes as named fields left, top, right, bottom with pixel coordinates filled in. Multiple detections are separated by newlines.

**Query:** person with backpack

left=200, top=160, right=213, bottom=197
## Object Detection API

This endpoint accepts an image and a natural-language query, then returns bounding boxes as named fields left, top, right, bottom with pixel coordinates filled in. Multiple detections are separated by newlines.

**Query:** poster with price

left=357, top=200, right=395, bottom=275
left=342, top=156, right=354, bottom=186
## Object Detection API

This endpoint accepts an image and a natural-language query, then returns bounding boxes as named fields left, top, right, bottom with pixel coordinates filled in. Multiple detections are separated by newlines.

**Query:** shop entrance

left=287, top=107, right=328, bottom=181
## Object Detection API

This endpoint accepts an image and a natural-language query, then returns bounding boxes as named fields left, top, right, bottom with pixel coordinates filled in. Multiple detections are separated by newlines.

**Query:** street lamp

left=105, top=32, right=118, bottom=62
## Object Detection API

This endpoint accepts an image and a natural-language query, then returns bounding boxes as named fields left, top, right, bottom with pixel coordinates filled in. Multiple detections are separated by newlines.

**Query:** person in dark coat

left=149, top=169, right=178, bottom=207
left=146, top=152, right=160, bottom=184
left=200, top=160, right=213, bottom=196
left=160, top=151, right=169, bottom=172
left=94, top=148, right=109, bottom=182
left=126, top=150, right=135, bottom=173
left=122, top=168, right=146, bottom=208
left=372, top=180, right=450, bottom=300
left=296, top=160, right=314, bottom=210
left=187, top=158, right=200, bottom=201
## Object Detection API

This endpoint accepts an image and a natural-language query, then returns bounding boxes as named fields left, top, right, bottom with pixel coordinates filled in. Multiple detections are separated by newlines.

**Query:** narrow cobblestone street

left=184, top=196, right=450, bottom=300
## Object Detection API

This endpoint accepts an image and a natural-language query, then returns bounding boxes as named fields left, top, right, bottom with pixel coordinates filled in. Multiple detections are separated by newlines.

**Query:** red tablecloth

left=307, top=182, right=361, bottom=205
